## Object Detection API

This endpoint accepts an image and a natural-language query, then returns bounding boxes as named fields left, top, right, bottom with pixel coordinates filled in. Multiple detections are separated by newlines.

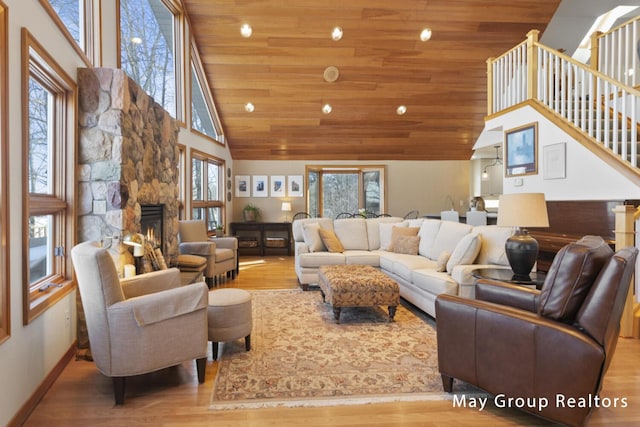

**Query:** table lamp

left=124, top=233, right=146, bottom=274
left=497, top=193, right=549, bottom=278
left=281, top=202, right=292, bottom=222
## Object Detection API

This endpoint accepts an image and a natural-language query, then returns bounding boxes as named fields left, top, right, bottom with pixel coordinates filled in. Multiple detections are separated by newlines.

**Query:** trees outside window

left=307, top=166, right=385, bottom=218
left=191, top=150, right=224, bottom=232
left=40, top=0, right=95, bottom=62
left=191, top=49, right=221, bottom=141
left=120, top=0, right=182, bottom=119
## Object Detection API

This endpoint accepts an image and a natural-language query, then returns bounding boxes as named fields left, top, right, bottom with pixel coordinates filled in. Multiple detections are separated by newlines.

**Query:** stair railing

left=592, top=14, right=640, bottom=89
left=488, top=30, right=640, bottom=167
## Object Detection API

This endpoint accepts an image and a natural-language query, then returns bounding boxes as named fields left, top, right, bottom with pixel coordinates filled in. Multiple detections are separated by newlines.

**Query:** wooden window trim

left=0, top=1, right=9, bottom=344
left=21, top=29, right=76, bottom=325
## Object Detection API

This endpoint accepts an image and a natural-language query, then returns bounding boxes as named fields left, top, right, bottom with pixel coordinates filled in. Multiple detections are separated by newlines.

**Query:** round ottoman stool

left=207, top=288, right=252, bottom=360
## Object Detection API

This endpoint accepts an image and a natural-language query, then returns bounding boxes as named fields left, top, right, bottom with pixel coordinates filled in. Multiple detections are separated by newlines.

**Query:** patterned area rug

left=210, top=289, right=474, bottom=410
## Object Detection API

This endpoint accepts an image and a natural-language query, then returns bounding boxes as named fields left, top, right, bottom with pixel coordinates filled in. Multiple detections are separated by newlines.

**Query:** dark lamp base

left=505, top=229, right=539, bottom=278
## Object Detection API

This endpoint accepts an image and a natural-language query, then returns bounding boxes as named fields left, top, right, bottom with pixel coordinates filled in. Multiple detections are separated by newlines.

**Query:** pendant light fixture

left=482, top=145, right=503, bottom=180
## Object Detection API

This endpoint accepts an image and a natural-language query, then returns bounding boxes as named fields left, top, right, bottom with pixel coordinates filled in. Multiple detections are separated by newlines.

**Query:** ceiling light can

left=420, top=28, right=432, bottom=42
left=245, top=102, right=255, bottom=113
left=240, top=24, right=253, bottom=38
left=322, top=104, right=332, bottom=114
left=396, top=105, right=407, bottom=115
left=331, top=26, right=343, bottom=41
left=323, top=66, right=340, bottom=82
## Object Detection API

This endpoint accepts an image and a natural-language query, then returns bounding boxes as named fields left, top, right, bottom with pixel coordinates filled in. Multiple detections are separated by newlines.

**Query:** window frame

left=21, top=28, right=76, bottom=325
left=117, top=0, right=185, bottom=123
left=190, top=40, right=224, bottom=145
left=305, top=165, right=387, bottom=218
left=190, top=149, right=225, bottom=234
left=0, top=1, right=9, bottom=344
left=38, top=0, right=95, bottom=66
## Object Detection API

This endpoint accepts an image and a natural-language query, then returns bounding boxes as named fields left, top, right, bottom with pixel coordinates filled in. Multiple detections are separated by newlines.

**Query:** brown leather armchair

left=435, top=236, right=637, bottom=427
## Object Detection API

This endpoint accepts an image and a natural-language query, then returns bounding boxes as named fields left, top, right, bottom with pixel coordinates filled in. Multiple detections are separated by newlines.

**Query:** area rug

left=210, top=289, right=476, bottom=410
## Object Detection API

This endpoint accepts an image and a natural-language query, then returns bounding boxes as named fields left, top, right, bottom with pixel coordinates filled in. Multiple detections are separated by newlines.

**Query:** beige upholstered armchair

left=178, top=220, right=238, bottom=287
left=71, top=241, right=209, bottom=404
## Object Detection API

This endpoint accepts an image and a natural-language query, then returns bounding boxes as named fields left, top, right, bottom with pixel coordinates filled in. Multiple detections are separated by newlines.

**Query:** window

left=191, top=150, right=224, bottom=232
left=119, top=0, right=183, bottom=119
left=306, top=166, right=386, bottom=218
left=0, top=2, right=8, bottom=343
left=176, top=143, right=186, bottom=219
left=22, top=29, right=75, bottom=324
left=40, top=0, right=95, bottom=63
left=191, top=46, right=222, bottom=142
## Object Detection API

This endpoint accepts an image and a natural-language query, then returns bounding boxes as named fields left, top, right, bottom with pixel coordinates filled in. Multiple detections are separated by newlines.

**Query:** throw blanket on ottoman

left=318, top=265, right=400, bottom=323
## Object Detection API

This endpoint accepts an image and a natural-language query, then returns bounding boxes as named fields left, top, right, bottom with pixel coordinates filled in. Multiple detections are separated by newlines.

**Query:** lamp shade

left=497, top=193, right=549, bottom=228
left=281, top=202, right=292, bottom=212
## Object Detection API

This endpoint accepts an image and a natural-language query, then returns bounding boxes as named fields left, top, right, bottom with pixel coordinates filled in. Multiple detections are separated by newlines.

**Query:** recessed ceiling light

left=240, top=24, right=253, bottom=38
left=420, top=28, right=432, bottom=42
left=331, top=26, right=343, bottom=41
left=323, top=66, right=340, bottom=82
left=322, top=104, right=333, bottom=114
left=396, top=105, right=407, bottom=115
left=245, top=102, right=255, bottom=112
left=131, top=36, right=142, bottom=44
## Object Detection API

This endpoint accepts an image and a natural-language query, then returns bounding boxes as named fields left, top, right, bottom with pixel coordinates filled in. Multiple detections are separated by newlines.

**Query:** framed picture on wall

left=252, top=175, right=268, bottom=197
left=235, top=175, right=250, bottom=197
left=270, top=175, right=286, bottom=197
left=288, top=175, right=303, bottom=197
left=543, top=142, right=566, bottom=180
left=505, top=122, right=538, bottom=177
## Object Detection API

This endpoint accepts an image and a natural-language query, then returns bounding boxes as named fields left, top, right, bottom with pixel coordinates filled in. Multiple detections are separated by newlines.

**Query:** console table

left=230, top=222, right=292, bottom=256
left=472, top=268, right=546, bottom=290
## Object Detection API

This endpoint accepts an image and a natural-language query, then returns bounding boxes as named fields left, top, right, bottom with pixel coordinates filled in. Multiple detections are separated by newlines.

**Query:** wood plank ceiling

left=183, top=0, right=562, bottom=160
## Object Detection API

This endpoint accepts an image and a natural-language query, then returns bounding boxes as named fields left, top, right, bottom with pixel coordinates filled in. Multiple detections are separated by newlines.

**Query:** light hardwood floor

left=24, top=256, right=640, bottom=426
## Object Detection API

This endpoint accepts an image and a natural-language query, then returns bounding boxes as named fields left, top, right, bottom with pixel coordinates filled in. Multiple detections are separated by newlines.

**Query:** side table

left=471, top=268, right=546, bottom=290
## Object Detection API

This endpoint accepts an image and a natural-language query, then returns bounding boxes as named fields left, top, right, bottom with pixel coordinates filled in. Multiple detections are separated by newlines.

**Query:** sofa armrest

left=179, top=241, right=216, bottom=256
left=210, top=236, right=237, bottom=250
left=475, top=279, right=540, bottom=312
left=451, top=264, right=511, bottom=299
left=120, top=268, right=182, bottom=298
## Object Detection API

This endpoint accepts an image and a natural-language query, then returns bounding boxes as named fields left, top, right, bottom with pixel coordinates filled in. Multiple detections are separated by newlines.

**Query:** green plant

left=243, top=203, right=260, bottom=222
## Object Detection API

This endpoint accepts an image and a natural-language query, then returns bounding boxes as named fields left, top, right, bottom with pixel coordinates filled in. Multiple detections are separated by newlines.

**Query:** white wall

left=479, top=105, right=640, bottom=200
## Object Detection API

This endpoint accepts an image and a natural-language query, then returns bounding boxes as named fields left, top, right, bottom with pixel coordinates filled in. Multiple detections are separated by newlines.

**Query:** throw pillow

left=390, top=226, right=420, bottom=251
left=379, top=222, right=406, bottom=250
left=302, top=222, right=326, bottom=252
left=436, top=251, right=450, bottom=272
left=318, top=228, right=344, bottom=253
left=393, top=235, right=420, bottom=255
left=446, top=233, right=482, bottom=273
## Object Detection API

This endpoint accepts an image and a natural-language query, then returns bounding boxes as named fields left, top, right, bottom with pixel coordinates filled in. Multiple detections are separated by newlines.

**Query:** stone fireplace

left=77, top=67, right=180, bottom=268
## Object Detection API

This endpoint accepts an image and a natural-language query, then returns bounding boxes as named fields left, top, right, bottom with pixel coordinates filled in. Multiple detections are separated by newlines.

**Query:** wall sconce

left=482, top=145, right=503, bottom=180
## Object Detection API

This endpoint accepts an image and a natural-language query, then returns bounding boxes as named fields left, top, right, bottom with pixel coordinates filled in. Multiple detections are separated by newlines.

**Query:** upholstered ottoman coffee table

left=318, top=265, right=400, bottom=323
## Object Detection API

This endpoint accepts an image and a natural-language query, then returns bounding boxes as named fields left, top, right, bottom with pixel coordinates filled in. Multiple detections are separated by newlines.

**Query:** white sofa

left=293, top=216, right=514, bottom=318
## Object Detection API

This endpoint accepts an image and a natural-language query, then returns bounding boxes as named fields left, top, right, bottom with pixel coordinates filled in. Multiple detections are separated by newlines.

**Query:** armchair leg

left=441, top=374, right=454, bottom=392
left=196, top=357, right=206, bottom=384
left=212, top=342, right=219, bottom=360
left=245, top=334, right=251, bottom=351
left=113, top=377, right=125, bottom=405
left=205, top=277, right=213, bottom=289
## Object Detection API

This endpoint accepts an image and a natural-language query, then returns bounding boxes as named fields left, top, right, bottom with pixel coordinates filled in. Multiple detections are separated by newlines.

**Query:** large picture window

left=22, top=29, right=75, bottom=324
left=119, top=0, right=183, bottom=119
left=40, top=0, right=95, bottom=63
left=0, top=2, right=8, bottom=343
left=191, top=46, right=222, bottom=142
left=306, top=166, right=386, bottom=218
left=191, top=150, right=225, bottom=232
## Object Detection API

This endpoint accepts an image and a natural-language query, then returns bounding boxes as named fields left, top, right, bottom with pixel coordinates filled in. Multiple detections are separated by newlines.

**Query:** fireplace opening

left=140, top=204, right=164, bottom=250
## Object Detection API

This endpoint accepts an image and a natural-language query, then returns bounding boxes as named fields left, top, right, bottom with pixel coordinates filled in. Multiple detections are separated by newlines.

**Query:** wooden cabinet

left=230, top=222, right=292, bottom=256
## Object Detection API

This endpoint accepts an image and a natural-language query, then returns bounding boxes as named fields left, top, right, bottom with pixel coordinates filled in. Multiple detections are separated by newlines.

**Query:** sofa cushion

left=293, top=218, right=334, bottom=242
left=394, top=235, right=420, bottom=255
left=474, top=225, right=513, bottom=266
left=380, top=222, right=407, bottom=250
left=411, top=268, right=458, bottom=296
left=418, top=220, right=442, bottom=257
left=365, top=217, right=403, bottom=250
left=446, top=233, right=482, bottom=273
left=380, top=252, right=435, bottom=282
left=345, top=250, right=381, bottom=266
left=425, top=221, right=473, bottom=260
left=303, top=222, right=326, bottom=252
left=436, top=251, right=450, bottom=272
left=319, top=228, right=344, bottom=253
left=538, top=235, right=613, bottom=322
left=298, top=252, right=346, bottom=268
left=333, top=218, right=370, bottom=250
left=390, top=226, right=420, bottom=251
